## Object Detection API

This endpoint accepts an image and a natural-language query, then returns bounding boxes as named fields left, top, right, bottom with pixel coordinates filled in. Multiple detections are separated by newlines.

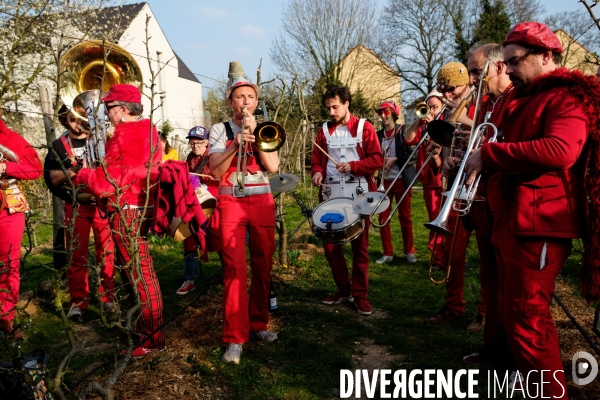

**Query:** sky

left=144, top=0, right=588, bottom=96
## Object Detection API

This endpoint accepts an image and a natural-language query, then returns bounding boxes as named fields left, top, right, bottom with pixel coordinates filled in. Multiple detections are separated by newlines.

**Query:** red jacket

left=481, top=68, right=590, bottom=239
left=311, top=114, right=383, bottom=193
left=75, top=119, right=161, bottom=207
left=0, top=120, right=42, bottom=181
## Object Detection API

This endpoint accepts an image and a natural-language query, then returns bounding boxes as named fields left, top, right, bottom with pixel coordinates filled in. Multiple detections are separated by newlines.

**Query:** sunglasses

left=104, top=103, right=122, bottom=113
left=439, top=86, right=456, bottom=94
left=505, top=49, right=535, bottom=67
left=377, top=108, right=391, bottom=116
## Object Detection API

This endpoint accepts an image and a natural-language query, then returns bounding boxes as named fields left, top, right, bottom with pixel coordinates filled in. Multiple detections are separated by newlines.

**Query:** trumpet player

left=44, top=105, right=116, bottom=320
left=424, top=62, right=474, bottom=327
left=208, top=77, right=279, bottom=364
left=374, top=100, right=418, bottom=264
left=463, top=23, right=600, bottom=398
left=0, top=110, right=42, bottom=340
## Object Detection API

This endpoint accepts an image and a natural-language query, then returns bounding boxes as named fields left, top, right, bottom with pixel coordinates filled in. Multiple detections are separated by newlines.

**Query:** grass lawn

left=5, top=183, right=595, bottom=399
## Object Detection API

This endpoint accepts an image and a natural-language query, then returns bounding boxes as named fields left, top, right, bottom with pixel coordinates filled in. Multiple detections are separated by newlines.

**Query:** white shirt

left=325, top=125, right=360, bottom=178
left=208, top=120, right=241, bottom=156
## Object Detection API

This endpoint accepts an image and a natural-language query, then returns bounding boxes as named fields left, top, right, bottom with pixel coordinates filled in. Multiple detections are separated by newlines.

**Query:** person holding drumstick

left=311, top=85, right=383, bottom=316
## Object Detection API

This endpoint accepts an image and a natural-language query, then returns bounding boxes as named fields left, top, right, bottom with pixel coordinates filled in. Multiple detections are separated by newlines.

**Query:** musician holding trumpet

left=208, top=77, right=279, bottom=365
left=374, top=100, right=418, bottom=264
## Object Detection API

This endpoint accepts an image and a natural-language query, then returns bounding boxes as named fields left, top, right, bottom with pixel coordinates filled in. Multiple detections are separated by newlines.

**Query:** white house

left=103, top=2, right=204, bottom=148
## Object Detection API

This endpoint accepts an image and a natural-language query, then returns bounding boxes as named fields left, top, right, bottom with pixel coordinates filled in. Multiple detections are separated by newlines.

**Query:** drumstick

left=311, top=140, right=338, bottom=166
left=190, top=172, right=213, bottom=179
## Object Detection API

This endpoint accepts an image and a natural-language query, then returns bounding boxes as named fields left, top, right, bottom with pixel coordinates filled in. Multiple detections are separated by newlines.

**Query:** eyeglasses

left=377, top=108, right=391, bottom=116
left=439, top=86, right=456, bottom=94
left=104, top=103, right=122, bottom=113
left=505, top=49, right=534, bottom=67
left=189, top=141, right=208, bottom=148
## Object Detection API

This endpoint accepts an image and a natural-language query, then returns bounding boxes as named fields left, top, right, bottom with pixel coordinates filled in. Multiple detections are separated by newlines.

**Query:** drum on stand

left=310, top=197, right=363, bottom=244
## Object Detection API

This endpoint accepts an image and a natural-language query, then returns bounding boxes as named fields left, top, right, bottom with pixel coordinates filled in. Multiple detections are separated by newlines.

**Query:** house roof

left=175, top=52, right=200, bottom=83
left=96, top=2, right=147, bottom=40
left=339, top=44, right=399, bottom=77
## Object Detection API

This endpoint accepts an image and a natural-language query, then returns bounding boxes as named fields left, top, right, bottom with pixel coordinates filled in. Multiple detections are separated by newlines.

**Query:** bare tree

left=579, top=0, right=600, bottom=33
left=378, top=0, right=456, bottom=102
left=270, top=0, right=378, bottom=85
left=503, top=0, right=543, bottom=24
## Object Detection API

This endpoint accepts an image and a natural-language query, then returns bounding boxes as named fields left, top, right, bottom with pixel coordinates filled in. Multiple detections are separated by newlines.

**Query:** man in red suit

left=209, top=77, right=279, bottom=365
left=74, top=84, right=164, bottom=359
left=311, top=86, right=383, bottom=316
left=465, top=22, right=600, bottom=399
left=0, top=117, right=42, bottom=340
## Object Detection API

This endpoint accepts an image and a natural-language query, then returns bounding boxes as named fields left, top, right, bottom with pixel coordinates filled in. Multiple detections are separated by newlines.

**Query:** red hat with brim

left=503, top=22, right=563, bottom=53
left=377, top=101, right=400, bottom=116
left=102, top=84, right=142, bottom=103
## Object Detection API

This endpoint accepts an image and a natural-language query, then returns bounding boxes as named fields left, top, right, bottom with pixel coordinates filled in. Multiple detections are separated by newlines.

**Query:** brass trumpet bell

left=415, top=102, right=430, bottom=119
left=255, top=121, right=286, bottom=152
left=60, top=40, right=143, bottom=110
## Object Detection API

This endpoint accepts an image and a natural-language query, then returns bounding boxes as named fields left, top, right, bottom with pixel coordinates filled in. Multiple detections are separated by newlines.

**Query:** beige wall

left=338, top=45, right=404, bottom=124
left=556, top=30, right=598, bottom=75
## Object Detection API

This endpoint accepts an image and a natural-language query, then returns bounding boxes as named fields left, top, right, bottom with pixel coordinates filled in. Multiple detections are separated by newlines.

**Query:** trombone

left=425, top=61, right=491, bottom=284
left=235, top=102, right=286, bottom=194
left=369, top=105, right=446, bottom=228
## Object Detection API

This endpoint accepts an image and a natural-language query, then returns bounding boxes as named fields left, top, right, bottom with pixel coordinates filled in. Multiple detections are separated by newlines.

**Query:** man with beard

left=464, top=22, right=600, bottom=399
left=311, top=86, right=383, bottom=316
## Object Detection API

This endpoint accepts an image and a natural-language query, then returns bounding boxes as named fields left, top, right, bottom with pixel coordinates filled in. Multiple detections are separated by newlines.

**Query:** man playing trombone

left=208, top=77, right=279, bottom=364
left=374, top=100, right=418, bottom=264
left=311, top=86, right=383, bottom=316
left=462, top=22, right=600, bottom=398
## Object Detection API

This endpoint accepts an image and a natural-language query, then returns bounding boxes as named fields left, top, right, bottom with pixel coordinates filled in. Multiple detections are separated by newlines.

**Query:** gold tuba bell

left=60, top=40, right=143, bottom=112
left=255, top=121, right=286, bottom=152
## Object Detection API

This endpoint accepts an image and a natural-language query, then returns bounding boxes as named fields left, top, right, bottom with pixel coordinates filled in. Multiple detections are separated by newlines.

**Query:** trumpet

left=416, top=102, right=430, bottom=119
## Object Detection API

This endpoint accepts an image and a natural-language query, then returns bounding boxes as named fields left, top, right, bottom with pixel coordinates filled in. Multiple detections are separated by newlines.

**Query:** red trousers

left=492, top=216, right=570, bottom=399
left=461, top=201, right=493, bottom=317
left=64, top=202, right=115, bottom=309
left=324, top=219, right=371, bottom=299
left=423, top=186, right=444, bottom=264
left=441, top=212, right=471, bottom=317
left=0, top=210, right=24, bottom=320
left=219, top=193, right=275, bottom=344
left=379, top=178, right=414, bottom=256
left=111, top=208, right=165, bottom=349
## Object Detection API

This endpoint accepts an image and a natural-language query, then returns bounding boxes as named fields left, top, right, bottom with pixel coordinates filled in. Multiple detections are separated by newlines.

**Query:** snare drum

left=311, top=197, right=363, bottom=243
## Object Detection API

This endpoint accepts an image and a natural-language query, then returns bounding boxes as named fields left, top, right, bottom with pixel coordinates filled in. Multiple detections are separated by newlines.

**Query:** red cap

left=377, top=100, right=400, bottom=116
left=102, top=84, right=142, bottom=103
left=503, top=22, right=563, bottom=53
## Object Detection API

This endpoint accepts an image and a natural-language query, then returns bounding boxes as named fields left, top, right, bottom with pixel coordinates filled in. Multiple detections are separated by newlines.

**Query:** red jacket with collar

left=0, top=120, right=42, bottom=181
left=74, top=119, right=161, bottom=207
left=480, top=68, right=593, bottom=239
left=311, top=114, right=383, bottom=193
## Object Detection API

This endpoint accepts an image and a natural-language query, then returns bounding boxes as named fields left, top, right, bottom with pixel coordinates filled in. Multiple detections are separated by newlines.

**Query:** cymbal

left=269, top=173, right=300, bottom=193
left=353, top=191, right=390, bottom=215
left=426, top=120, right=455, bottom=147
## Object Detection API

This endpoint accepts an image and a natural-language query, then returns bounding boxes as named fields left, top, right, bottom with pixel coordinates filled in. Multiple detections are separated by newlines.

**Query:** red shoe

left=322, top=292, right=354, bottom=305
left=176, top=280, right=195, bottom=295
left=120, top=346, right=165, bottom=359
left=355, top=297, right=372, bottom=315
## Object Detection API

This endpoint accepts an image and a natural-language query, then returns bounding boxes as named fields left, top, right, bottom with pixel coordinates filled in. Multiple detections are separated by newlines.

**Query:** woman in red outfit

left=0, top=117, right=42, bottom=339
left=74, top=84, right=164, bottom=359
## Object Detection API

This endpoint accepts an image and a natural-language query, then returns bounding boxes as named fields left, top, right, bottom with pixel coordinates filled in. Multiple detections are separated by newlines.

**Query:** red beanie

left=102, top=84, right=142, bottom=103
left=503, top=22, right=563, bottom=53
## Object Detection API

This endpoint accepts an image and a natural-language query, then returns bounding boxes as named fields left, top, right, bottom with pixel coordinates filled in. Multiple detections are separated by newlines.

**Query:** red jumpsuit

left=481, top=68, right=595, bottom=399
left=44, top=134, right=115, bottom=310
left=209, top=121, right=275, bottom=344
left=311, top=114, right=383, bottom=299
left=0, top=120, right=42, bottom=321
left=376, top=125, right=418, bottom=257
left=75, top=119, right=164, bottom=350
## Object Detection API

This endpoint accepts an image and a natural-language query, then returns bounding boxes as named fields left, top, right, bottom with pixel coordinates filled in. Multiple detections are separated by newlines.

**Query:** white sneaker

left=222, top=343, right=243, bottom=364
left=250, top=330, right=278, bottom=342
left=375, top=255, right=393, bottom=264
left=406, top=253, right=417, bottom=263
left=67, top=307, right=83, bottom=319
